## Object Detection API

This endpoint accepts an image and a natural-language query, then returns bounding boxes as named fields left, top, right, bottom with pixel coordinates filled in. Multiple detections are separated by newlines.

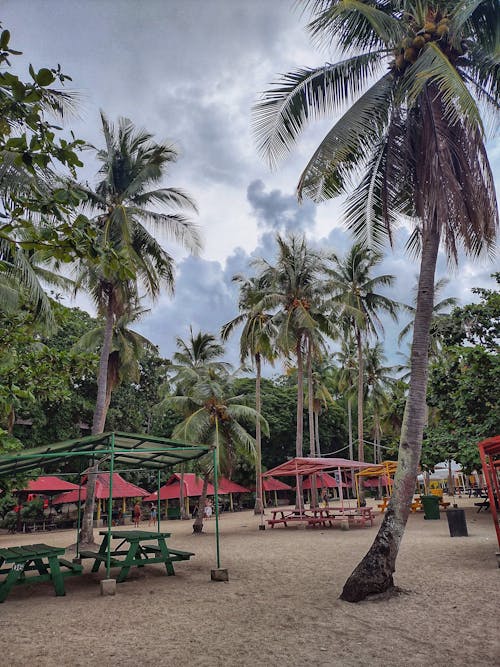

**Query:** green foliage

left=20, top=497, right=43, bottom=522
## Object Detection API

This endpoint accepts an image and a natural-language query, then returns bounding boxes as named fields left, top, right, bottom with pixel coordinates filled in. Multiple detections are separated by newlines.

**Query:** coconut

left=395, top=54, right=405, bottom=69
left=436, top=24, right=449, bottom=36
left=424, top=21, right=436, bottom=32
left=413, top=36, right=425, bottom=49
left=404, top=47, right=418, bottom=63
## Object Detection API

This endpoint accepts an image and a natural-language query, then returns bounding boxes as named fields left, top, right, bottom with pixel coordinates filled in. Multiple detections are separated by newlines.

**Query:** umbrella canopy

left=144, top=473, right=215, bottom=502
left=262, top=477, right=292, bottom=492
left=302, top=472, right=349, bottom=489
left=19, top=476, right=80, bottom=494
left=53, top=473, right=148, bottom=504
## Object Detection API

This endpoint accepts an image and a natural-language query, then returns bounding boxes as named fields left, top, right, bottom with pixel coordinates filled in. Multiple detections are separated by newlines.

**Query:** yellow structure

left=354, top=461, right=398, bottom=506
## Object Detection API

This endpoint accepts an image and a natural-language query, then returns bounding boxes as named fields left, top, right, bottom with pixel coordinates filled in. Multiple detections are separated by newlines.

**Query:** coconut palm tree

left=171, top=328, right=230, bottom=393
left=253, top=0, right=498, bottom=600
left=364, top=342, right=397, bottom=463
left=327, top=244, right=399, bottom=462
left=221, top=274, right=276, bottom=513
left=74, top=113, right=200, bottom=543
left=399, top=277, right=458, bottom=359
left=252, top=235, right=331, bottom=505
left=166, top=366, right=269, bottom=533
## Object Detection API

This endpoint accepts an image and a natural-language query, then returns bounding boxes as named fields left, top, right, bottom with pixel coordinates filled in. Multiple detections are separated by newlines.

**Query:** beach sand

left=0, top=496, right=498, bottom=667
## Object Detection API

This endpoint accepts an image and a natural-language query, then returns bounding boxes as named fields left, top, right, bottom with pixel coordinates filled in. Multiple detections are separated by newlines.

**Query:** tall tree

left=327, top=244, right=399, bottom=462
left=221, top=275, right=276, bottom=513
left=364, top=342, right=396, bottom=463
left=253, top=1, right=498, bottom=600
left=74, top=113, right=200, bottom=543
left=253, top=235, right=329, bottom=505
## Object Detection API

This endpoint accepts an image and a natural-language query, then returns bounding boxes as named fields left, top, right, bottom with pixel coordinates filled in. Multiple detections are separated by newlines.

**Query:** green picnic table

left=79, top=530, right=194, bottom=583
left=0, top=543, right=83, bottom=603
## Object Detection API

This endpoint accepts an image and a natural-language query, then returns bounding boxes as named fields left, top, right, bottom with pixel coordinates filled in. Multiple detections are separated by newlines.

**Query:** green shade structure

left=0, top=432, right=216, bottom=579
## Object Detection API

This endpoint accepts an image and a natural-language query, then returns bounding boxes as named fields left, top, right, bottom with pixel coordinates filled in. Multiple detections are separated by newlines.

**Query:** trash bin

left=446, top=508, right=468, bottom=537
left=421, top=495, right=440, bottom=520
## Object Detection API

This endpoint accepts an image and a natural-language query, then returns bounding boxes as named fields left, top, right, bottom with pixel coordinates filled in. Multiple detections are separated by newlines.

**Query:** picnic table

left=79, top=530, right=194, bottom=583
left=0, top=543, right=82, bottom=603
left=267, top=507, right=374, bottom=529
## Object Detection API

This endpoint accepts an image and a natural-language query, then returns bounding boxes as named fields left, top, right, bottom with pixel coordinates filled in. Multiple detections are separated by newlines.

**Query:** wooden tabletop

left=0, top=544, right=65, bottom=562
left=99, top=530, right=171, bottom=540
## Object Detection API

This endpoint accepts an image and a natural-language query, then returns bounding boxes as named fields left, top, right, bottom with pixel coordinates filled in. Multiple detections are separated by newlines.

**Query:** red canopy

left=20, top=476, right=80, bottom=494
left=52, top=473, right=148, bottom=504
left=363, top=475, right=391, bottom=488
left=478, top=435, right=500, bottom=550
left=262, top=477, right=292, bottom=492
left=262, top=457, right=372, bottom=478
left=144, top=473, right=215, bottom=502
left=302, top=472, right=349, bottom=489
left=218, top=479, right=250, bottom=494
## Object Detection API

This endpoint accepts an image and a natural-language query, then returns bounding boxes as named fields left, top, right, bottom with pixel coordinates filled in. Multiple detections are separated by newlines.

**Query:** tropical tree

left=399, top=277, right=458, bottom=359
left=253, top=0, right=498, bottom=600
left=334, top=335, right=358, bottom=471
left=170, top=328, right=230, bottom=393
left=221, top=274, right=276, bottom=513
left=364, top=342, right=396, bottom=463
left=327, top=244, right=399, bottom=462
left=165, top=366, right=269, bottom=532
left=73, top=113, right=200, bottom=543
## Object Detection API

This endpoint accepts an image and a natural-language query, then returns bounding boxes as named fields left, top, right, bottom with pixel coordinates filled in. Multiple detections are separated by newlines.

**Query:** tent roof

left=354, top=461, right=398, bottom=478
left=302, top=472, right=348, bottom=489
left=144, top=473, right=215, bottom=501
left=0, top=432, right=211, bottom=479
left=218, top=478, right=250, bottom=494
left=478, top=435, right=500, bottom=457
left=262, top=457, right=372, bottom=478
left=20, top=476, right=80, bottom=494
left=262, top=477, right=292, bottom=492
left=53, top=473, right=148, bottom=504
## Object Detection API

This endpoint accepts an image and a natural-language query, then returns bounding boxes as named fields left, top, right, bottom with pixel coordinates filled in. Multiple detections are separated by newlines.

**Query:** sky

left=3, top=0, right=499, bottom=370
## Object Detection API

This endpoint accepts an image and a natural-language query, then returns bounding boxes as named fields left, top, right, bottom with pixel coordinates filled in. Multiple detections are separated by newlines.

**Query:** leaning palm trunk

left=340, top=226, right=439, bottom=602
left=179, top=468, right=188, bottom=520
left=193, top=474, right=209, bottom=534
left=254, top=353, right=263, bottom=514
left=295, top=336, right=304, bottom=509
left=80, top=296, right=114, bottom=545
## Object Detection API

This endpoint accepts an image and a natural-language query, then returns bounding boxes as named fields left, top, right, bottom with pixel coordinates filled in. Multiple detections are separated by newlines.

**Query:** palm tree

left=334, top=335, right=358, bottom=472
left=166, top=366, right=269, bottom=532
left=327, top=244, right=399, bottom=462
left=253, top=235, right=330, bottom=506
left=221, top=274, right=276, bottom=513
left=254, top=1, right=498, bottom=600
left=364, top=343, right=396, bottom=464
left=399, top=277, right=458, bottom=359
left=74, top=113, right=200, bottom=543
left=74, top=301, right=156, bottom=416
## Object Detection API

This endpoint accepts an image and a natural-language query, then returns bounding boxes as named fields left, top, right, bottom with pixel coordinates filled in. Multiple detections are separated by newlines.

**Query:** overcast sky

left=4, top=0, right=499, bottom=369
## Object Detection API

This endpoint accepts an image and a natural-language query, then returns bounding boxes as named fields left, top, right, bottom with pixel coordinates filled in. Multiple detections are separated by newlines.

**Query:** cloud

left=247, top=179, right=316, bottom=232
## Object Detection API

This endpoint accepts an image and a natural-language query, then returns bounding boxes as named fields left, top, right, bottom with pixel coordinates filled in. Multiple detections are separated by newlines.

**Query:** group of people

left=132, top=502, right=157, bottom=528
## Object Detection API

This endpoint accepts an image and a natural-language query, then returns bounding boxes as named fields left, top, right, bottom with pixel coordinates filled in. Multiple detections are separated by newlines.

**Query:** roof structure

left=0, top=432, right=211, bottom=479
left=262, top=457, right=372, bottom=478
left=218, top=479, right=250, bottom=494
left=302, top=472, right=349, bottom=489
left=52, top=473, right=148, bottom=504
left=477, top=435, right=500, bottom=550
left=262, top=478, right=292, bottom=492
left=354, top=461, right=398, bottom=478
left=144, top=473, right=214, bottom=501
left=19, top=476, right=80, bottom=494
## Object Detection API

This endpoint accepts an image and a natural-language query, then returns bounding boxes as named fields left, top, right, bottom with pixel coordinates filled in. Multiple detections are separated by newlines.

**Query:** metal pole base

left=100, top=578, right=116, bottom=595
left=211, top=568, right=229, bottom=582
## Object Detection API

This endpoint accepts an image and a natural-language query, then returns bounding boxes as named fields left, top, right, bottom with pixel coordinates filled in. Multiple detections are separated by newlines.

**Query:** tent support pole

left=106, top=434, right=115, bottom=580
left=76, top=463, right=82, bottom=559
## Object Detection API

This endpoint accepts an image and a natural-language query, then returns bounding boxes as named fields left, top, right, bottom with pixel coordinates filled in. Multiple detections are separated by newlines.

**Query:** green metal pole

left=157, top=469, right=161, bottom=534
left=213, top=444, right=221, bottom=569
left=106, top=434, right=115, bottom=579
left=76, top=465, right=82, bottom=559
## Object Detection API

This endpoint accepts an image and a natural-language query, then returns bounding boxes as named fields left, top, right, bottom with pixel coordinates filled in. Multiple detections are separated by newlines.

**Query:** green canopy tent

left=0, top=431, right=222, bottom=579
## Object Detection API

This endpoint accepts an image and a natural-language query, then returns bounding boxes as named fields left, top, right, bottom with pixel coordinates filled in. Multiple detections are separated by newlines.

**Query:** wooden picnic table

left=79, top=530, right=194, bottom=583
left=0, top=543, right=82, bottom=603
left=267, top=506, right=374, bottom=529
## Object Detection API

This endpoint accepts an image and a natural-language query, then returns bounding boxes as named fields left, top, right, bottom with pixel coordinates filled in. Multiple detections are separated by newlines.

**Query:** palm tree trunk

left=193, top=475, right=209, bottom=534
left=340, top=225, right=439, bottom=602
left=80, top=293, right=114, bottom=545
left=295, top=336, right=304, bottom=509
left=179, top=468, right=188, bottom=520
left=348, top=397, right=355, bottom=495
left=315, top=409, right=321, bottom=457
left=307, top=336, right=318, bottom=508
left=254, top=353, right=263, bottom=514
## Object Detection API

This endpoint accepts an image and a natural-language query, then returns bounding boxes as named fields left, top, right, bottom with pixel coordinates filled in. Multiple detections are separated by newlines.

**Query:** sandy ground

left=0, top=496, right=498, bottom=667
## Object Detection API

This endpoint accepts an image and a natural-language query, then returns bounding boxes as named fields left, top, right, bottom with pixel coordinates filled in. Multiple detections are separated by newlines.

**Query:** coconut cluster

left=394, top=15, right=450, bottom=71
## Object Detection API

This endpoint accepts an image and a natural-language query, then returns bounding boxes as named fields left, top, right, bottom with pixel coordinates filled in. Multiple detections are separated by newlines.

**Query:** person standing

left=133, top=501, right=141, bottom=528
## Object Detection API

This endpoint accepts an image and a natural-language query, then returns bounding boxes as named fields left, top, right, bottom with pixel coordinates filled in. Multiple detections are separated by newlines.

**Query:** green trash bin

left=421, top=495, right=440, bottom=520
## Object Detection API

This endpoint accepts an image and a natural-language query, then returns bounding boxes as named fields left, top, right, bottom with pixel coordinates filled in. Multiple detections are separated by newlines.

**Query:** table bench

left=0, top=544, right=82, bottom=603
left=80, top=530, right=194, bottom=582
left=377, top=498, right=389, bottom=513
